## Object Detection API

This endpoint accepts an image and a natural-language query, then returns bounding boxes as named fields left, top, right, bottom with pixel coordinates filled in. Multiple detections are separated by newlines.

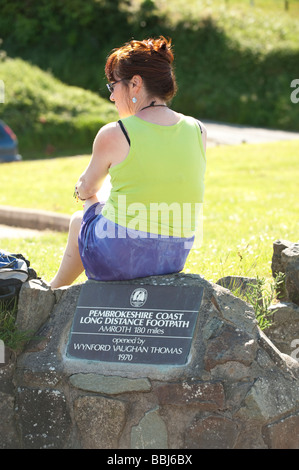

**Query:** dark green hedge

left=1, top=0, right=299, bottom=133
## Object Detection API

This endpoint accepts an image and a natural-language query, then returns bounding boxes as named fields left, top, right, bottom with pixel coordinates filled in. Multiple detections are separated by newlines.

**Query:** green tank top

left=101, top=115, right=206, bottom=237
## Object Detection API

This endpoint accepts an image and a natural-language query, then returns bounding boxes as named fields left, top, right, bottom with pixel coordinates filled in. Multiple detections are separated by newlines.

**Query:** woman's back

left=102, top=114, right=206, bottom=237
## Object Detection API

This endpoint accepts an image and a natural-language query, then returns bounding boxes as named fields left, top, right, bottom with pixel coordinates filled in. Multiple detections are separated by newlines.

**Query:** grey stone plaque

left=66, top=282, right=203, bottom=365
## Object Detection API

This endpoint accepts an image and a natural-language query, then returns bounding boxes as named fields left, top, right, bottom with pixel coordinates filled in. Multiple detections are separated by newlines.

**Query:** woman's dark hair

left=105, top=36, right=177, bottom=102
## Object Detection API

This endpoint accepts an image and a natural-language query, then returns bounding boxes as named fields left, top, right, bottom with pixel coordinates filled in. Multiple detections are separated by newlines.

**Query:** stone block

left=265, top=302, right=299, bottom=356
left=210, top=361, right=252, bottom=382
left=216, top=275, right=259, bottom=300
left=282, top=243, right=299, bottom=267
left=285, top=267, right=299, bottom=306
left=204, top=324, right=257, bottom=370
left=131, top=407, right=168, bottom=449
left=282, top=243, right=299, bottom=305
left=70, top=373, right=151, bottom=394
left=0, top=359, right=16, bottom=394
left=210, top=286, right=257, bottom=335
left=185, top=415, right=239, bottom=449
left=263, top=414, right=299, bottom=449
left=16, top=387, right=71, bottom=449
left=272, top=241, right=299, bottom=305
left=271, top=239, right=294, bottom=277
left=73, top=396, right=126, bottom=449
left=234, top=423, right=268, bottom=449
left=239, top=374, right=299, bottom=421
left=16, top=279, right=55, bottom=334
left=0, top=392, right=20, bottom=449
left=156, top=381, right=225, bottom=410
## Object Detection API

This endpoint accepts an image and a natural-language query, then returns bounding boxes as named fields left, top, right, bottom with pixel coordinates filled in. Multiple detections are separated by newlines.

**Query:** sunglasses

left=106, top=78, right=126, bottom=93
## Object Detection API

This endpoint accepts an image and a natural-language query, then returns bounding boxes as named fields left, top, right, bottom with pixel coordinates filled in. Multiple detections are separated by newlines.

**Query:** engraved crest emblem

left=130, top=288, right=148, bottom=307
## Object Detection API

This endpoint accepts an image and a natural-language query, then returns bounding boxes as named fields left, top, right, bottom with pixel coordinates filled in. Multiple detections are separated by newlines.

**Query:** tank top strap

left=118, top=120, right=131, bottom=145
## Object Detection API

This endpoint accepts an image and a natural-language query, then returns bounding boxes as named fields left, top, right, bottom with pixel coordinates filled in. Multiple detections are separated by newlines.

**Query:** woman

left=50, top=36, right=206, bottom=288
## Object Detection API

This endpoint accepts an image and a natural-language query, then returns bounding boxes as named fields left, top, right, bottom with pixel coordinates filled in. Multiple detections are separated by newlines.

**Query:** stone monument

left=1, top=272, right=299, bottom=449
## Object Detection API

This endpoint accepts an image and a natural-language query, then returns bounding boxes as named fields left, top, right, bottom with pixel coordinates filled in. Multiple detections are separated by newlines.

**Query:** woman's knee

left=69, top=210, right=83, bottom=235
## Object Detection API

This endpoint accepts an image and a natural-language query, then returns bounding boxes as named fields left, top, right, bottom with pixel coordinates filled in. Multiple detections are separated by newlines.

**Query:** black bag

left=0, top=251, right=36, bottom=306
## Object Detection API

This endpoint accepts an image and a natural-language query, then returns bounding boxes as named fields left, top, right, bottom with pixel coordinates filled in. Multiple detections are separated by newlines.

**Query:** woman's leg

left=49, top=210, right=84, bottom=288
left=50, top=196, right=100, bottom=288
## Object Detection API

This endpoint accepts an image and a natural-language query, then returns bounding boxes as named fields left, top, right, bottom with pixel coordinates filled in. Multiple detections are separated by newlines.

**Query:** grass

left=132, top=0, right=299, bottom=54
left=0, top=155, right=89, bottom=214
left=1, top=139, right=299, bottom=285
left=153, top=0, right=299, bottom=23
left=0, top=298, right=35, bottom=352
left=0, top=232, right=87, bottom=285
left=185, top=139, right=299, bottom=282
left=155, top=0, right=299, bottom=12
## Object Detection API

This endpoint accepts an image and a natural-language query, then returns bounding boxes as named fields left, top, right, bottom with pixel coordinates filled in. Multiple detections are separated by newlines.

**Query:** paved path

left=204, top=120, right=299, bottom=146
left=0, top=224, right=42, bottom=239
left=0, top=205, right=70, bottom=239
left=1, top=121, right=299, bottom=239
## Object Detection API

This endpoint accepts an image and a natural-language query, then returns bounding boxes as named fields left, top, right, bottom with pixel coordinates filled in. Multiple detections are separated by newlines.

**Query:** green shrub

left=1, top=0, right=299, bottom=135
left=228, top=274, right=286, bottom=330
left=0, top=57, right=117, bottom=158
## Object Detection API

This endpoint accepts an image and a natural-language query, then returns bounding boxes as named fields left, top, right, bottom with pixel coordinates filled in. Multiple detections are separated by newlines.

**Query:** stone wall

left=2, top=271, right=299, bottom=449
left=265, top=240, right=299, bottom=357
left=271, top=240, right=299, bottom=305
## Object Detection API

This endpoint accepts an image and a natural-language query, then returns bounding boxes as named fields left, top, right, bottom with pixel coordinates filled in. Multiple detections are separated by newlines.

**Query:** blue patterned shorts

left=78, top=203, right=194, bottom=281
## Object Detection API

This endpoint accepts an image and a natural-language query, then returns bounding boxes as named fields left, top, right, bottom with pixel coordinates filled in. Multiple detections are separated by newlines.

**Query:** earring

left=132, top=97, right=137, bottom=103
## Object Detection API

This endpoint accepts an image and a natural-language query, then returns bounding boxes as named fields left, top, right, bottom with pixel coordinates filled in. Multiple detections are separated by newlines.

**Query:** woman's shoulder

left=92, top=121, right=130, bottom=166
left=94, top=121, right=121, bottom=138
left=180, top=114, right=207, bottom=152
left=180, top=113, right=207, bottom=131
left=93, top=121, right=128, bottom=147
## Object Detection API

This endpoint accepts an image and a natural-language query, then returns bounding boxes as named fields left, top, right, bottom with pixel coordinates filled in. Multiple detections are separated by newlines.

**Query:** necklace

left=139, top=100, right=168, bottom=112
